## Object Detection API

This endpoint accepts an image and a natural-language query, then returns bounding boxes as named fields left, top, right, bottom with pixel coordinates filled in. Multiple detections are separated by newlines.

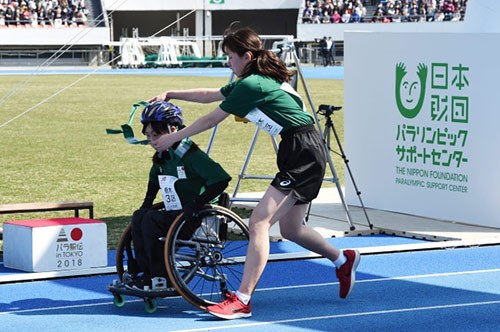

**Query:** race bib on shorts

left=158, top=175, right=183, bottom=211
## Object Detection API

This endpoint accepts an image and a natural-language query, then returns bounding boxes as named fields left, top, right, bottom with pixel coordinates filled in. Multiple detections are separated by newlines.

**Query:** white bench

left=0, top=201, right=94, bottom=218
left=0, top=201, right=94, bottom=239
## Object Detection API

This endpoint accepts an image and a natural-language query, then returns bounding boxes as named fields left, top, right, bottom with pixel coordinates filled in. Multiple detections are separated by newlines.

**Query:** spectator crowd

left=301, top=0, right=468, bottom=24
left=0, top=0, right=89, bottom=28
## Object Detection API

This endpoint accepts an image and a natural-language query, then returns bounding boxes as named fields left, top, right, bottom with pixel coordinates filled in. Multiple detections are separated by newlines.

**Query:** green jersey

left=148, top=144, right=231, bottom=208
left=219, top=74, right=314, bottom=135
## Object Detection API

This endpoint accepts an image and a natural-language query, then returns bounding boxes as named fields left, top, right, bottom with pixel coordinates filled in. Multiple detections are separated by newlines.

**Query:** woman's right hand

left=148, top=91, right=169, bottom=103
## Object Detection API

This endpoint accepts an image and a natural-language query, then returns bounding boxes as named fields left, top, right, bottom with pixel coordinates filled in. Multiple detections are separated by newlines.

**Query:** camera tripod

left=308, top=104, right=373, bottom=230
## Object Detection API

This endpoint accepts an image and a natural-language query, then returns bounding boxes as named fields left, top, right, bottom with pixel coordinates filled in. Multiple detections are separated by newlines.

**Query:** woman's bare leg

left=279, top=204, right=340, bottom=261
left=237, top=186, right=297, bottom=295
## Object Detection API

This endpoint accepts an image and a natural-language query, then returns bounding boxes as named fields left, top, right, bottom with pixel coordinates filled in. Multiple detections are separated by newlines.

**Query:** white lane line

left=1, top=269, right=499, bottom=315
left=256, top=268, right=500, bottom=292
left=171, top=300, right=500, bottom=332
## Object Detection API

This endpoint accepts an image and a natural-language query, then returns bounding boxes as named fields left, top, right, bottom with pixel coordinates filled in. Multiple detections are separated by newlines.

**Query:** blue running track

left=1, top=236, right=499, bottom=332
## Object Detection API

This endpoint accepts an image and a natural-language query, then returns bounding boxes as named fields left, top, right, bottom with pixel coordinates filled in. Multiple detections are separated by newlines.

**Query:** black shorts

left=271, top=124, right=326, bottom=204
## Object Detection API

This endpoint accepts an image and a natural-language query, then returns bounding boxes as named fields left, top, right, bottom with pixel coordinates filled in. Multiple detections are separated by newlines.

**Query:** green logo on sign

left=210, top=0, right=225, bottom=4
left=395, top=62, right=428, bottom=119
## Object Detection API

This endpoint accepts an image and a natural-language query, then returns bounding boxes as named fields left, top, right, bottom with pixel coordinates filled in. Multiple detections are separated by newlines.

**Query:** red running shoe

left=335, top=249, right=360, bottom=299
left=206, top=293, right=252, bottom=320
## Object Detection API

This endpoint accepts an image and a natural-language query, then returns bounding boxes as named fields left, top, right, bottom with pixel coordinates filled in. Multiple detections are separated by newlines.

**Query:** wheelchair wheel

left=164, top=205, right=249, bottom=310
left=115, top=223, right=137, bottom=281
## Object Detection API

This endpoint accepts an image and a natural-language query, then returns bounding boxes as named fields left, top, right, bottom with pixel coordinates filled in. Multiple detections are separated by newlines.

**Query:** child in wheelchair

left=125, top=101, right=231, bottom=291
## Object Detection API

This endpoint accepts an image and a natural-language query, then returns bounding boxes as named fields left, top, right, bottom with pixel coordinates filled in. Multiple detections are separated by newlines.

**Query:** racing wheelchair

left=109, top=193, right=250, bottom=313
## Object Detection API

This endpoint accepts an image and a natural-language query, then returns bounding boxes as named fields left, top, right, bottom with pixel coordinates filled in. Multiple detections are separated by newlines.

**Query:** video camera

left=317, top=104, right=342, bottom=117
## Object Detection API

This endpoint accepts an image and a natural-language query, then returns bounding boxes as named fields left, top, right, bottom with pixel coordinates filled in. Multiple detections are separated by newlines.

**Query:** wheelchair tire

left=164, top=205, right=250, bottom=310
left=115, top=223, right=136, bottom=281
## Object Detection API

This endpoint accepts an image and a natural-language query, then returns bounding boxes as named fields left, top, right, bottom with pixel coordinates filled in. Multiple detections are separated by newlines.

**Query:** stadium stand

left=299, top=0, right=467, bottom=24
left=0, top=0, right=474, bottom=67
left=0, top=0, right=92, bottom=28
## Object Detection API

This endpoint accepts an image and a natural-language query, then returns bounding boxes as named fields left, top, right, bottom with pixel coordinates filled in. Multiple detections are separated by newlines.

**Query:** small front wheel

left=144, top=298, right=157, bottom=313
left=113, top=293, right=126, bottom=308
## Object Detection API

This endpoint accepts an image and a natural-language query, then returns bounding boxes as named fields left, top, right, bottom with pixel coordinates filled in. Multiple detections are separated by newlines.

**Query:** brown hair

left=221, top=27, right=294, bottom=83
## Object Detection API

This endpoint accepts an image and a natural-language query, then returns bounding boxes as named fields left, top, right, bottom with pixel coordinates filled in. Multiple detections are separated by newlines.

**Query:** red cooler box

left=3, top=218, right=107, bottom=272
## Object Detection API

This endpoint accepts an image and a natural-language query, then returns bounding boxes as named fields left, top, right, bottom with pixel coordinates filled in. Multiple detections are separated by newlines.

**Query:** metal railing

left=0, top=49, right=110, bottom=67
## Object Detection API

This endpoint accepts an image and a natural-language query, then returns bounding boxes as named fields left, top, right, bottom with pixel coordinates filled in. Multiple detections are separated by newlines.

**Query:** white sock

left=333, top=250, right=347, bottom=268
left=235, top=291, right=251, bottom=305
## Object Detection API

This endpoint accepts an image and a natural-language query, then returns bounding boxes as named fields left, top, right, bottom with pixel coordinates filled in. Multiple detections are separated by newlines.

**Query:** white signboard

left=3, top=218, right=107, bottom=272
left=344, top=32, right=500, bottom=228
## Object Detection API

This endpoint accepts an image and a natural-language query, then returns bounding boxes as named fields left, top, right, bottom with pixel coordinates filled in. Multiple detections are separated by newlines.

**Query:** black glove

left=180, top=200, right=204, bottom=240
left=183, top=200, right=203, bottom=224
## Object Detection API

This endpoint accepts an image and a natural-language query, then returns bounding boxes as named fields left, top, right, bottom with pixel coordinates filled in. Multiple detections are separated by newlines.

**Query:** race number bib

left=245, top=107, right=283, bottom=137
left=158, top=175, right=183, bottom=211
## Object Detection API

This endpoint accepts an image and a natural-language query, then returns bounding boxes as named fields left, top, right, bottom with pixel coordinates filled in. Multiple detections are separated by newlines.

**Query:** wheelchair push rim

left=164, top=205, right=250, bottom=310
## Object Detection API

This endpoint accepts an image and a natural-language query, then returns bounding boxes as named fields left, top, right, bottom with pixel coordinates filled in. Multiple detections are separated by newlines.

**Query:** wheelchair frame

left=113, top=200, right=249, bottom=311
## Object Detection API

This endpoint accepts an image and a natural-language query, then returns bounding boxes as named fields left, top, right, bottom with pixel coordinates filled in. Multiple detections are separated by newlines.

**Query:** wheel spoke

left=165, top=206, right=249, bottom=309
